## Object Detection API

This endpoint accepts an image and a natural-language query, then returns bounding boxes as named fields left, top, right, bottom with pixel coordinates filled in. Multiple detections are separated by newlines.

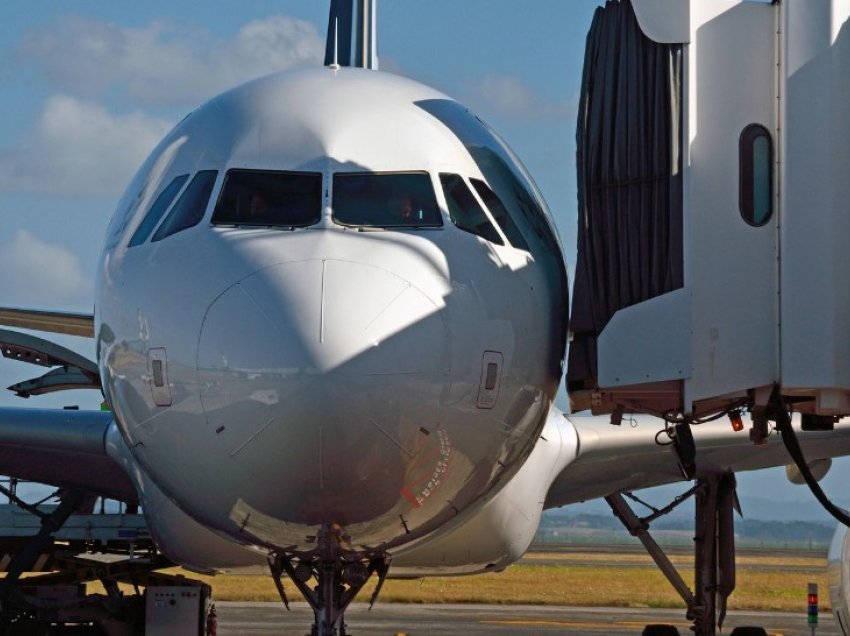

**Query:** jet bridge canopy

left=568, top=0, right=684, bottom=410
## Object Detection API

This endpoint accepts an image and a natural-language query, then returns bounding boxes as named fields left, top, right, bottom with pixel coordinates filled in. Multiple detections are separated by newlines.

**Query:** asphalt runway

left=215, top=602, right=839, bottom=635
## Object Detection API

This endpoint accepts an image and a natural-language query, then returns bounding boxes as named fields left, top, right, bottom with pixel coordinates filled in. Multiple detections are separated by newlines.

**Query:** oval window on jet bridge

left=739, top=124, right=773, bottom=227
left=211, top=169, right=322, bottom=228
left=332, top=172, right=443, bottom=228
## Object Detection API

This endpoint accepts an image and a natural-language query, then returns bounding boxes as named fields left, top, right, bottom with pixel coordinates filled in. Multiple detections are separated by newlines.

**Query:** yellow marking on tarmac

left=482, top=620, right=617, bottom=629
left=482, top=619, right=784, bottom=635
left=615, top=622, right=693, bottom=628
left=618, top=622, right=785, bottom=636
left=481, top=619, right=687, bottom=630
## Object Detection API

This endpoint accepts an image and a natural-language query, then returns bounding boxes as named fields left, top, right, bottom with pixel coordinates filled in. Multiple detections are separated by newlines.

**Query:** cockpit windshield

left=332, top=172, right=443, bottom=229
left=212, top=169, right=322, bottom=228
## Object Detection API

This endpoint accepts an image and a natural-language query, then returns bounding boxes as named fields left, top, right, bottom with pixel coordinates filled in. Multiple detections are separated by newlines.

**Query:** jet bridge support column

left=605, top=493, right=694, bottom=606
left=607, top=473, right=739, bottom=636
left=691, top=473, right=737, bottom=635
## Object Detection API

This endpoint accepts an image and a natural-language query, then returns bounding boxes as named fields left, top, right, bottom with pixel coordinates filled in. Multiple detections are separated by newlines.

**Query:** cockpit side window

left=128, top=174, right=189, bottom=247
left=211, top=169, right=322, bottom=228
left=470, top=179, right=530, bottom=251
left=151, top=170, right=218, bottom=242
left=439, top=173, right=503, bottom=245
left=332, top=172, right=443, bottom=228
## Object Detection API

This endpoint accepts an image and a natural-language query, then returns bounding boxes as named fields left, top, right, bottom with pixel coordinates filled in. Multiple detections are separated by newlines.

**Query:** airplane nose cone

left=199, top=259, right=448, bottom=375
left=197, top=259, right=451, bottom=546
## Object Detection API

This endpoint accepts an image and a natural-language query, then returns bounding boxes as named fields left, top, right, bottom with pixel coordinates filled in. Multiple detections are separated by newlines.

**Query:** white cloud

left=20, top=14, right=325, bottom=107
left=463, top=74, right=574, bottom=122
left=2, top=13, right=324, bottom=198
left=0, top=95, right=172, bottom=197
left=223, top=17, right=326, bottom=82
left=0, top=230, right=93, bottom=309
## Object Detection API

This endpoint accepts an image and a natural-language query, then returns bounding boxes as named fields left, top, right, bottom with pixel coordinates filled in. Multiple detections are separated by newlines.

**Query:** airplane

left=1, top=1, right=850, bottom=635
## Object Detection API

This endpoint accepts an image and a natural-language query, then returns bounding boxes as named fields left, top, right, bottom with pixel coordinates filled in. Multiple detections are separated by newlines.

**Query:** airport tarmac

left=215, top=602, right=839, bottom=635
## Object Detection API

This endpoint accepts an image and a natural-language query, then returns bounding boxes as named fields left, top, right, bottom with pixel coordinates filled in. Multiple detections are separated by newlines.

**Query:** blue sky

left=0, top=0, right=591, bottom=399
left=0, top=1, right=844, bottom=520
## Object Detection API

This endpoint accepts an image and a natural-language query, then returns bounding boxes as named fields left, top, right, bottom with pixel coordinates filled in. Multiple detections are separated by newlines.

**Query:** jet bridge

left=568, top=0, right=850, bottom=423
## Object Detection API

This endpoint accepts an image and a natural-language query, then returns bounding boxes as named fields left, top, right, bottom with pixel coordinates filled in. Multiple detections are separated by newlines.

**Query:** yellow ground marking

left=482, top=620, right=631, bottom=629
left=483, top=619, right=784, bottom=635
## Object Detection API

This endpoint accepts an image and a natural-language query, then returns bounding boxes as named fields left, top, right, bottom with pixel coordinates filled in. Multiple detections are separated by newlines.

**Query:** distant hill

left=541, top=481, right=840, bottom=549
left=548, top=479, right=849, bottom=525
left=536, top=510, right=834, bottom=549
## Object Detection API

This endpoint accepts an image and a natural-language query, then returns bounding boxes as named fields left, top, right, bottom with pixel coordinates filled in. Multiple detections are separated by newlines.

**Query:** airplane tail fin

left=324, top=0, right=378, bottom=70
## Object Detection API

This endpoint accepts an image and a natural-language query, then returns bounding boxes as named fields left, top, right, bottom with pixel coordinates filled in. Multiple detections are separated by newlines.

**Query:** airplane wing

left=0, top=316, right=133, bottom=503
left=545, top=412, right=850, bottom=509
left=0, top=407, right=136, bottom=504
left=0, top=308, right=94, bottom=338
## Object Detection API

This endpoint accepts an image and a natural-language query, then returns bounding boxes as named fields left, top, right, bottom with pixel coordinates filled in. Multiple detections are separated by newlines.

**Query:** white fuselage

left=95, top=67, right=568, bottom=563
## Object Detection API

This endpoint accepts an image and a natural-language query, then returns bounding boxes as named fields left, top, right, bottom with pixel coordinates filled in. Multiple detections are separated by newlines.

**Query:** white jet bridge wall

left=685, top=1, right=778, bottom=407
left=781, top=0, right=850, bottom=414
left=576, top=0, right=850, bottom=418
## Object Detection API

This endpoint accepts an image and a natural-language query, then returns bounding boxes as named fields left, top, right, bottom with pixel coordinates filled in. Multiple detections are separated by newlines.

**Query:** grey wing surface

left=0, top=310, right=133, bottom=502
left=0, top=308, right=94, bottom=338
left=545, top=412, right=850, bottom=509
left=0, top=408, right=136, bottom=504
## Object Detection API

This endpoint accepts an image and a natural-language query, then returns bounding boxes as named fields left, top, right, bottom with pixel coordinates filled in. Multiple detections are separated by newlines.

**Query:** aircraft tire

left=642, top=625, right=680, bottom=636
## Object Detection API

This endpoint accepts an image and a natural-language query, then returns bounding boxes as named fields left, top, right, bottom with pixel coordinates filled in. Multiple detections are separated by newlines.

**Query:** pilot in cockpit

left=248, top=193, right=269, bottom=223
left=390, top=194, right=418, bottom=225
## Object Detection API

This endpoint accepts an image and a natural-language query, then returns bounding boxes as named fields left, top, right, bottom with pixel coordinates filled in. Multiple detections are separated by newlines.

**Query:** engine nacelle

left=828, top=524, right=850, bottom=634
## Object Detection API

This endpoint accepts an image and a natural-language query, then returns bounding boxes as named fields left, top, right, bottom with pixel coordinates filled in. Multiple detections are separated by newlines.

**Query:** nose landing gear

left=269, top=523, right=390, bottom=636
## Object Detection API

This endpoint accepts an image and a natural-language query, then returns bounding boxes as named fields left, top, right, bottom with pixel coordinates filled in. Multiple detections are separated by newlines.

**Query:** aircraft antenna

left=330, top=18, right=340, bottom=70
